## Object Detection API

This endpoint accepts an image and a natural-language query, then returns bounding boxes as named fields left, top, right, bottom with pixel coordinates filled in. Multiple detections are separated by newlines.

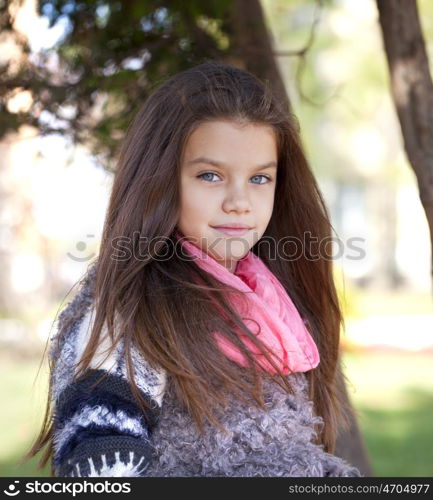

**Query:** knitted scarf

left=175, top=234, right=320, bottom=375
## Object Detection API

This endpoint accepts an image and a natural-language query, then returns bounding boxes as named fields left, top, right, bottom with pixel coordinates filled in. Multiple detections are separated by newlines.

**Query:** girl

left=25, top=60, right=362, bottom=477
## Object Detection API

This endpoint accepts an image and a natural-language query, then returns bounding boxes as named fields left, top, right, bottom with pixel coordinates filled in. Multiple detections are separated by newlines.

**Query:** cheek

left=253, top=189, right=275, bottom=219
left=179, top=180, right=213, bottom=222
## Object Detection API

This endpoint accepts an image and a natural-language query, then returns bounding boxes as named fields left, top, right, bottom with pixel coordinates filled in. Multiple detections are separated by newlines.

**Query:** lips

left=211, top=224, right=252, bottom=236
left=211, top=224, right=252, bottom=229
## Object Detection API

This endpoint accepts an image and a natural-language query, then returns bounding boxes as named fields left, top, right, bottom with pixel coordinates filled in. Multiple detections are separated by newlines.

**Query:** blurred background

left=0, top=0, right=432, bottom=477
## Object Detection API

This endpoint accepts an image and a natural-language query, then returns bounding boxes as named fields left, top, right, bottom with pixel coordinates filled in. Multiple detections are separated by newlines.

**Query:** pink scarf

left=175, top=234, right=320, bottom=375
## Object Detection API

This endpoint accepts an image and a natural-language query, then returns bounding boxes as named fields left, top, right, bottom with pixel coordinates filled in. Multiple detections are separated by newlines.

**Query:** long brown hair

left=24, top=60, right=354, bottom=474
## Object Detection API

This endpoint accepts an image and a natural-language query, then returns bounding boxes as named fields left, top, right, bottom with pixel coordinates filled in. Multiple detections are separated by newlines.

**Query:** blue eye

left=197, top=172, right=271, bottom=184
left=197, top=172, right=219, bottom=182
left=250, top=175, right=270, bottom=185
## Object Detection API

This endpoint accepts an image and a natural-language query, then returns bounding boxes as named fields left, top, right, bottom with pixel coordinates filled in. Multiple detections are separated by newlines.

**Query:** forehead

left=182, top=120, right=278, bottom=164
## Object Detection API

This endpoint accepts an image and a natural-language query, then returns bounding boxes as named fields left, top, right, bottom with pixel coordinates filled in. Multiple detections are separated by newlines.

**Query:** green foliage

left=0, top=0, right=232, bottom=166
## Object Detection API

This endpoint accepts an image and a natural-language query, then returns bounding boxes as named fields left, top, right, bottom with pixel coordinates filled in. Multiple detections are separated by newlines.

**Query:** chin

left=210, top=240, right=251, bottom=262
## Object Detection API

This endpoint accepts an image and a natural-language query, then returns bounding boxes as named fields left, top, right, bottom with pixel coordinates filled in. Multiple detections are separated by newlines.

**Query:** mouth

left=211, top=225, right=252, bottom=236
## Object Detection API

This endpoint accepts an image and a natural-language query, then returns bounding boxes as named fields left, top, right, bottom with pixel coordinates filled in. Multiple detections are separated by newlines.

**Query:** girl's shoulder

left=49, top=281, right=167, bottom=406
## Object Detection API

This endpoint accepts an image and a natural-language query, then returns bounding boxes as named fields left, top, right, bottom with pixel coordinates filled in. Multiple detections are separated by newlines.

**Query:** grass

left=0, top=356, right=51, bottom=477
left=343, top=350, right=433, bottom=476
left=0, top=350, right=432, bottom=477
left=359, top=389, right=433, bottom=476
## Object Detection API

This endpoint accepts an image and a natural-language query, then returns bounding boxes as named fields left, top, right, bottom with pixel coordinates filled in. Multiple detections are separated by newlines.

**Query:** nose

left=222, top=183, right=252, bottom=214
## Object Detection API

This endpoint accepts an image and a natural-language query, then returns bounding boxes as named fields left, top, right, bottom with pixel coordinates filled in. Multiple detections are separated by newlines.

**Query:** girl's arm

left=50, top=303, right=165, bottom=477
left=51, top=367, right=160, bottom=477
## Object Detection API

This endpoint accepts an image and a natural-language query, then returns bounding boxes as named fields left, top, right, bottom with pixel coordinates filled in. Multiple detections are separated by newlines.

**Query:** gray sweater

left=50, top=264, right=362, bottom=477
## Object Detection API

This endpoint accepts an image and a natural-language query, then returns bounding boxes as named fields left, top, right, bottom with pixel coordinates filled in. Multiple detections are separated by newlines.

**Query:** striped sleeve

left=52, top=368, right=160, bottom=477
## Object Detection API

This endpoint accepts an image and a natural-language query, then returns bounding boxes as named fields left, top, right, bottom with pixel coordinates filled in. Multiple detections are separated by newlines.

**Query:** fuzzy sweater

left=49, top=263, right=362, bottom=478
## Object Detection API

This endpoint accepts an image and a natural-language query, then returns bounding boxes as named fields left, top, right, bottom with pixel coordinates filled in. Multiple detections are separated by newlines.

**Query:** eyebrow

left=186, top=156, right=277, bottom=170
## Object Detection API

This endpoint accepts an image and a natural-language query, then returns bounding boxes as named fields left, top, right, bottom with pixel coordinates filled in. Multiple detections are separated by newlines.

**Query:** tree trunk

left=335, top=368, right=373, bottom=476
left=225, top=0, right=373, bottom=476
left=223, top=0, right=290, bottom=114
left=376, top=0, right=433, bottom=288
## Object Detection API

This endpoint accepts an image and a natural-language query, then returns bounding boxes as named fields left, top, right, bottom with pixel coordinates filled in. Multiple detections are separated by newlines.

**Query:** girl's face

left=178, top=119, right=278, bottom=273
